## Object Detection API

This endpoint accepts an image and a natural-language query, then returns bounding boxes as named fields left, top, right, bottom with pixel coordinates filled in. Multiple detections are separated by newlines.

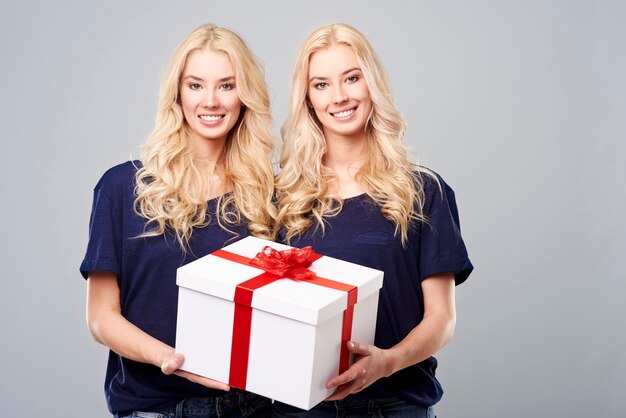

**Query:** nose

left=203, top=89, right=219, bottom=108
left=332, top=84, right=348, bottom=104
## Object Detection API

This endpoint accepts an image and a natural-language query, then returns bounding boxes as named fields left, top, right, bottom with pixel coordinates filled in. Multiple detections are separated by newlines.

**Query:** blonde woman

left=80, top=24, right=275, bottom=418
left=273, top=24, right=473, bottom=418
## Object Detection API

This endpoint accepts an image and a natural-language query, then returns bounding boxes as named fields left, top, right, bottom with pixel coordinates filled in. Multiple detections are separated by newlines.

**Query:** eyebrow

left=182, top=75, right=236, bottom=82
left=309, top=67, right=361, bottom=83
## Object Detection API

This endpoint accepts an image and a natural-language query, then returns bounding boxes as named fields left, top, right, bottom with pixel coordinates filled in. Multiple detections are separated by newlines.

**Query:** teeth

left=333, top=109, right=354, bottom=118
left=199, top=115, right=223, bottom=121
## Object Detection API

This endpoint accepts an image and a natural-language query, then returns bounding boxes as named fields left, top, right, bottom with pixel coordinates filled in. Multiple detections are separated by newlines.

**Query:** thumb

left=347, top=341, right=371, bottom=356
left=162, top=352, right=185, bottom=375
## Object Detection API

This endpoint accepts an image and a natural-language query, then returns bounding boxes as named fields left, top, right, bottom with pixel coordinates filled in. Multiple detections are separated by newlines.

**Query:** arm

left=326, top=272, right=456, bottom=400
left=86, top=270, right=230, bottom=391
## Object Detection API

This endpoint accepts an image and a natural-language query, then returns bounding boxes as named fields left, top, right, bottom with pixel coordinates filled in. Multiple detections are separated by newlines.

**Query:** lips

left=330, top=107, right=356, bottom=119
left=199, top=114, right=224, bottom=122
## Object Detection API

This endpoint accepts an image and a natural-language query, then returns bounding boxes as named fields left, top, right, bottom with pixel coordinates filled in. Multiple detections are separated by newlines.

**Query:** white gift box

left=175, top=236, right=383, bottom=410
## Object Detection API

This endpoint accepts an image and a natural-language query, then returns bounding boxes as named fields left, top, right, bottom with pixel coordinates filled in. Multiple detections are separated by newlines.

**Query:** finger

left=192, top=376, right=230, bottom=392
left=325, top=382, right=359, bottom=401
left=347, top=341, right=371, bottom=356
left=326, top=368, right=358, bottom=389
left=175, top=370, right=230, bottom=391
left=327, top=364, right=368, bottom=389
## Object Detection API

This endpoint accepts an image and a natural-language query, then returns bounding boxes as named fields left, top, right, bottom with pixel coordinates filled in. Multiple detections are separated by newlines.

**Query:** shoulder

left=412, top=166, right=465, bottom=230
left=412, top=166, right=462, bottom=216
left=412, top=166, right=453, bottom=198
left=95, top=160, right=141, bottom=188
left=93, top=160, right=141, bottom=197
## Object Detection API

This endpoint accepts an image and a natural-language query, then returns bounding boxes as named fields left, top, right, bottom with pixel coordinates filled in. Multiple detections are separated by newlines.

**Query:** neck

left=189, top=137, right=228, bottom=200
left=192, top=145, right=226, bottom=165
left=188, top=125, right=228, bottom=163
left=323, top=132, right=367, bottom=198
left=323, top=134, right=366, bottom=172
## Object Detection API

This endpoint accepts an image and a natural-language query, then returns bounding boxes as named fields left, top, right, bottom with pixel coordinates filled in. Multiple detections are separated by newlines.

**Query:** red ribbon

left=212, top=246, right=358, bottom=389
left=250, top=245, right=318, bottom=279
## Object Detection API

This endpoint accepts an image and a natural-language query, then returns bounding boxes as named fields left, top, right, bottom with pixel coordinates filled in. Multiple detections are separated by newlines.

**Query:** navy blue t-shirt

left=284, top=172, right=473, bottom=407
left=80, top=161, right=250, bottom=415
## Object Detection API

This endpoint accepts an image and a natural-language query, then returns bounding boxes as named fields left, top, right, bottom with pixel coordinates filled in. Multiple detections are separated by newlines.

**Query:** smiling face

left=307, top=44, right=372, bottom=142
left=180, top=48, right=242, bottom=148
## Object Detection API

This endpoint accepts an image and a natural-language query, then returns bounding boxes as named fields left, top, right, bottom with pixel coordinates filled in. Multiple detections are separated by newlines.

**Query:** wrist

left=382, top=347, right=401, bottom=377
left=151, top=343, right=175, bottom=369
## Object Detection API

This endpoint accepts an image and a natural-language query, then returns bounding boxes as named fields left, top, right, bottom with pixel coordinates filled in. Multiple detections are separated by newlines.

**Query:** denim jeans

left=272, top=398, right=435, bottom=418
left=116, top=389, right=271, bottom=418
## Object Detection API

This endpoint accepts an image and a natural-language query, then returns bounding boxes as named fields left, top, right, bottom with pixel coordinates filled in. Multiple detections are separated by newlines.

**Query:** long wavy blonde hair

left=276, top=23, right=435, bottom=245
left=135, top=24, right=276, bottom=248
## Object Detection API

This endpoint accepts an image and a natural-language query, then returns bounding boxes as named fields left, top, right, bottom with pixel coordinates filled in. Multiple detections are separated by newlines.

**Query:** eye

left=189, top=83, right=202, bottom=91
left=220, top=83, right=235, bottom=91
left=346, top=75, right=359, bottom=83
left=314, top=82, right=329, bottom=90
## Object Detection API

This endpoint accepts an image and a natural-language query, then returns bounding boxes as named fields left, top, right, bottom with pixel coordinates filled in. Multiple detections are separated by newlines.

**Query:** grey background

left=1, top=1, right=624, bottom=417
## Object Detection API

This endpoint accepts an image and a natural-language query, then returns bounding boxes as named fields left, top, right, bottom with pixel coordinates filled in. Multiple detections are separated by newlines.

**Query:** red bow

left=249, top=246, right=318, bottom=280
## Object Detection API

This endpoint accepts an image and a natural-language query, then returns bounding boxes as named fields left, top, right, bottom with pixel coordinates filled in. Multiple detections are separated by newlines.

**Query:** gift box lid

left=176, top=236, right=383, bottom=325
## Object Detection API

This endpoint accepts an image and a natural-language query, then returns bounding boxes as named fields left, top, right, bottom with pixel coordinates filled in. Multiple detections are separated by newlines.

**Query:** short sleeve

left=417, top=172, right=473, bottom=285
left=79, top=176, right=122, bottom=279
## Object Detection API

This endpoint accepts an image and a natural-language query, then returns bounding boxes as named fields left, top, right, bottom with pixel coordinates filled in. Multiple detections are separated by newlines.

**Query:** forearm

left=86, top=271, right=230, bottom=391
left=323, top=274, right=457, bottom=399
left=325, top=303, right=456, bottom=399
left=383, top=309, right=456, bottom=376
left=86, top=272, right=173, bottom=368
left=383, top=273, right=457, bottom=376
left=88, top=309, right=173, bottom=367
